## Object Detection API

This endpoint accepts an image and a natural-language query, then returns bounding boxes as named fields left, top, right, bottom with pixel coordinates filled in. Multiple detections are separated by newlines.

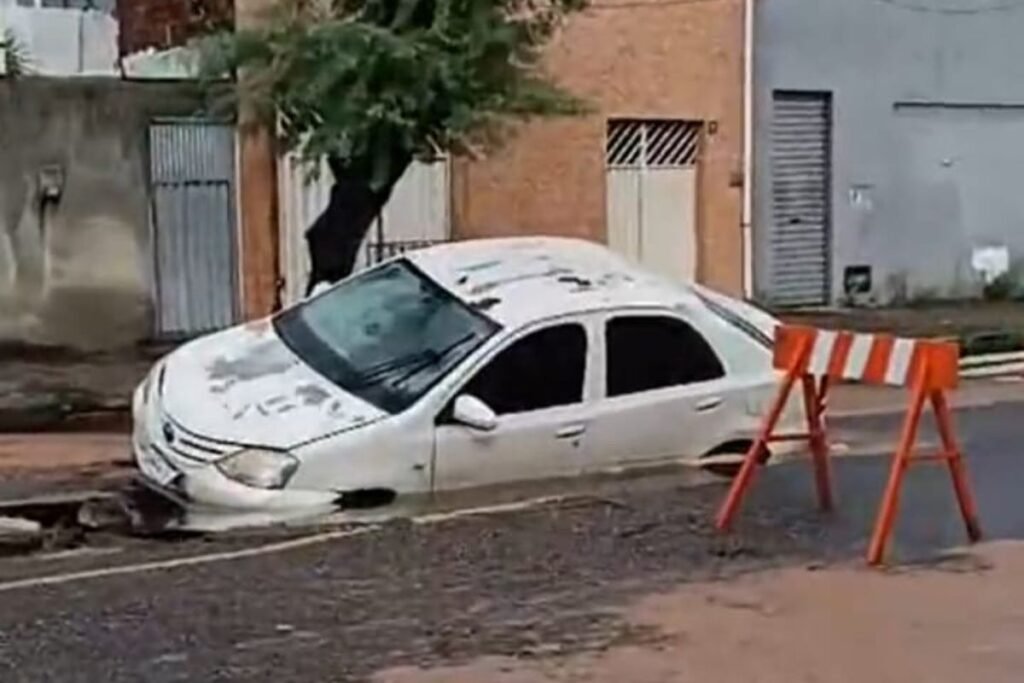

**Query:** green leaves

left=1, top=29, right=32, bottom=78
left=198, top=0, right=587, bottom=185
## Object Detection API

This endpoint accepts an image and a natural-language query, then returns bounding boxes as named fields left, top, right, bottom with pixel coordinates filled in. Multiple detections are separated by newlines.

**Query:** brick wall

left=451, top=0, right=745, bottom=295
left=116, top=0, right=234, bottom=55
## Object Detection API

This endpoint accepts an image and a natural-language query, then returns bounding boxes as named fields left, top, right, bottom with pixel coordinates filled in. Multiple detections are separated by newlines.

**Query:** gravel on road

left=0, top=475, right=830, bottom=683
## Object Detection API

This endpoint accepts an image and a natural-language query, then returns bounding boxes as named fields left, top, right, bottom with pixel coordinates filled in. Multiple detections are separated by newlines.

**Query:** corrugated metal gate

left=605, top=119, right=701, bottom=283
left=148, top=120, right=238, bottom=337
left=278, top=157, right=450, bottom=306
left=768, top=91, right=832, bottom=307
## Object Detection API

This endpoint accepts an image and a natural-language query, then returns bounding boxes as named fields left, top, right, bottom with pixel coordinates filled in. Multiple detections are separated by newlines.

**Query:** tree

left=1, top=29, right=32, bottom=78
left=200, top=0, right=587, bottom=294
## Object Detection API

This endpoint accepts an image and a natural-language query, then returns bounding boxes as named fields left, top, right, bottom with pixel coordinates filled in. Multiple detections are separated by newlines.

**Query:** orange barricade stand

left=715, top=324, right=982, bottom=565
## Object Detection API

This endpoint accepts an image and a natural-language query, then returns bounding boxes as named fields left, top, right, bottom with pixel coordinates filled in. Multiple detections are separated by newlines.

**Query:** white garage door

left=605, top=119, right=701, bottom=283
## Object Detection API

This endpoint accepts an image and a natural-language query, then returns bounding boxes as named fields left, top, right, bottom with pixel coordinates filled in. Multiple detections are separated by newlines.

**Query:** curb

left=960, top=351, right=1024, bottom=379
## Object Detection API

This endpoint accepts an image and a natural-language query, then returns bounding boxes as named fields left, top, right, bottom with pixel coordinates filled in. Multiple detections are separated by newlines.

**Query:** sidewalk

left=0, top=432, right=132, bottom=501
left=0, top=346, right=152, bottom=433
left=828, top=377, right=1024, bottom=417
left=780, top=301, right=1024, bottom=354
left=376, top=540, right=1024, bottom=683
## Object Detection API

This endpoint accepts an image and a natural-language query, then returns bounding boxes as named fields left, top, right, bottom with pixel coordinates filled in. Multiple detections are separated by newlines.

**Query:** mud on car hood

left=160, top=320, right=387, bottom=451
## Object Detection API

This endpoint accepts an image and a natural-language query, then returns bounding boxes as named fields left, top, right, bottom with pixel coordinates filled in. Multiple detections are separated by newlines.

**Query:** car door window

left=605, top=315, right=724, bottom=397
left=462, top=324, right=587, bottom=415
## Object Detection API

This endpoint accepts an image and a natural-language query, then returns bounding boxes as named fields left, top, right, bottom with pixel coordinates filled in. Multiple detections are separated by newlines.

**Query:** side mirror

left=452, top=395, right=498, bottom=432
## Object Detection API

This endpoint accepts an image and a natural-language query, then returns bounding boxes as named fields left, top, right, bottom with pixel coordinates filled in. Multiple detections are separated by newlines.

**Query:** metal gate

left=605, top=119, right=701, bottom=283
left=149, top=120, right=238, bottom=337
left=768, top=91, right=832, bottom=307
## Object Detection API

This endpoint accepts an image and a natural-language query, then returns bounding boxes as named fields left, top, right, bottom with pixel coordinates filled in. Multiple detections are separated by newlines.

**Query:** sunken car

left=133, top=237, right=802, bottom=528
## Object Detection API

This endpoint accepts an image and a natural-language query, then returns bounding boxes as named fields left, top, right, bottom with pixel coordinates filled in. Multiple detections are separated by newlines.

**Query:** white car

left=133, top=237, right=802, bottom=529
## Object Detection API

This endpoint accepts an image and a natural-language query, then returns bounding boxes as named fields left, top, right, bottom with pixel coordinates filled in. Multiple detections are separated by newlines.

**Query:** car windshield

left=274, top=260, right=501, bottom=414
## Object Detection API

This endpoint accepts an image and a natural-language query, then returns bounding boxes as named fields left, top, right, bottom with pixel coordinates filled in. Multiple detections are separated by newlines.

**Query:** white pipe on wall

left=741, top=0, right=755, bottom=299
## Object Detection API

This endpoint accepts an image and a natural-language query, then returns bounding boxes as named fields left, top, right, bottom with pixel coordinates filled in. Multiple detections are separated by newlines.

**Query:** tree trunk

left=304, top=152, right=411, bottom=295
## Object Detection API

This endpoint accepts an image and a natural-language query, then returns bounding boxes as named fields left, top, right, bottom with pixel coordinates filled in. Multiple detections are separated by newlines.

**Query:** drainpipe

left=77, top=9, right=85, bottom=74
left=741, top=0, right=755, bottom=299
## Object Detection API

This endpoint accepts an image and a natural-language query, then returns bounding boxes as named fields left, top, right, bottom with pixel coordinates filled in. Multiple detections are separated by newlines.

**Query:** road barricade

left=715, top=324, right=982, bottom=565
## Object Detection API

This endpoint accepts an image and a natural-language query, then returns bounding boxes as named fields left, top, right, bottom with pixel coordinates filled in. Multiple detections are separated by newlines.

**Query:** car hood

left=160, top=319, right=388, bottom=450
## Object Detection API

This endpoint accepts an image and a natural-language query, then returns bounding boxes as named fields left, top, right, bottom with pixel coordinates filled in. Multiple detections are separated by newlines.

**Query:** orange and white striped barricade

left=715, top=324, right=982, bottom=565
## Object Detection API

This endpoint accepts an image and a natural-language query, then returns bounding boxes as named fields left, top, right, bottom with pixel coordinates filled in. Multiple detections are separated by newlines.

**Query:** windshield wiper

left=386, top=333, right=480, bottom=388
left=353, top=333, right=477, bottom=388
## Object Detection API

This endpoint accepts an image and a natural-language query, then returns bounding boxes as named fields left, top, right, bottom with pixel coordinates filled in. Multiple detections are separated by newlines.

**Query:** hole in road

left=335, top=488, right=397, bottom=510
left=0, top=484, right=199, bottom=558
left=700, top=440, right=770, bottom=478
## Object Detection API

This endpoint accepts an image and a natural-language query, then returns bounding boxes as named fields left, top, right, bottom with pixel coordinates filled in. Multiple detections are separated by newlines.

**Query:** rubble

left=0, top=515, right=43, bottom=555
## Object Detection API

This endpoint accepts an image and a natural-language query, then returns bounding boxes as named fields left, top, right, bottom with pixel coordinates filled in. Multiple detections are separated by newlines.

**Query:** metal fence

left=365, top=239, right=448, bottom=265
left=148, top=120, right=237, bottom=338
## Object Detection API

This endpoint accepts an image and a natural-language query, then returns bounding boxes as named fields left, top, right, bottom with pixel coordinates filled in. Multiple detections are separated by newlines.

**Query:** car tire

left=699, top=442, right=771, bottom=479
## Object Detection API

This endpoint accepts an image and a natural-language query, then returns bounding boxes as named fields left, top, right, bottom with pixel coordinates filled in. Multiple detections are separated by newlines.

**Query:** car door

left=432, top=318, right=595, bottom=492
left=585, top=310, right=739, bottom=472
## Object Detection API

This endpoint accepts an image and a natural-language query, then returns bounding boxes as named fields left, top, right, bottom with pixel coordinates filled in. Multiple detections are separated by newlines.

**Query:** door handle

left=695, top=397, right=723, bottom=413
left=555, top=424, right=586, bottom=439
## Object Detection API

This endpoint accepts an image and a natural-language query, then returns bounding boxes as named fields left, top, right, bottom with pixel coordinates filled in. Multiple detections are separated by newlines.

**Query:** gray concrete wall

left=0, top=78, right=203, bottom=349
left=754, top=0, right=1024, bottom=305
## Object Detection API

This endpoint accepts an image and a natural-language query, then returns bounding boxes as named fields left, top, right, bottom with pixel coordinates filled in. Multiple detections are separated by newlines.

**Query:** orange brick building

left=244, top=0, right=749, bottom=319
left=451, top=0, right=746, bottom=295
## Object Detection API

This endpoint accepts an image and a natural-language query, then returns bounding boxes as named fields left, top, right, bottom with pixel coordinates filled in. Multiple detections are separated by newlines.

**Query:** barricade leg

left=931, top=389, right=983, bottom=543
left=716, top=337, right=813, bottom=531
left=802, top=374, right=833, bottom=512
left=816, top=376, right=831, bottom=420
left=866, top=368, right=929, bottom=565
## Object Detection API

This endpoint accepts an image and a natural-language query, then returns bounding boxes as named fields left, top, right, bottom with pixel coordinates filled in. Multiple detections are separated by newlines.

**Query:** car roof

left=405, top=237, right=708, bottom=327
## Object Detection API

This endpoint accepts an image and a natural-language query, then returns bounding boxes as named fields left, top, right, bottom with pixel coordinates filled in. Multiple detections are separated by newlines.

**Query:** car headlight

left=216, top=449, right=299, bottom=490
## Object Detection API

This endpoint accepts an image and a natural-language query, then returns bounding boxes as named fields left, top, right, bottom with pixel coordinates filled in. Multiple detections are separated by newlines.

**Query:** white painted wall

left=278, top=156, right=451, bottom=306
left=121, top=46, right=201, bottom=80
left=0, top=0, right=118, bottom=76
left=755, top=0, right=1024, bottom=303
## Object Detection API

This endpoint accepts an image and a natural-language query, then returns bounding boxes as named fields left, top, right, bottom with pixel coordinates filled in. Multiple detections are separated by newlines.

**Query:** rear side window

left=463, top=323, right=587, bottom=415
left=605, top=316, right=724, bottom=397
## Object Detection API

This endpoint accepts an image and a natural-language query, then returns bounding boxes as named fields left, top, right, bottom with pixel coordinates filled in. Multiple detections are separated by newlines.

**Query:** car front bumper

left=131, top=375, right=339, bottom=531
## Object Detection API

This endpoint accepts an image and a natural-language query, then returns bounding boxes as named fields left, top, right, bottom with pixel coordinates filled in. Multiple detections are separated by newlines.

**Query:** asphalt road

left=0, top=400, right=1022, bottom=683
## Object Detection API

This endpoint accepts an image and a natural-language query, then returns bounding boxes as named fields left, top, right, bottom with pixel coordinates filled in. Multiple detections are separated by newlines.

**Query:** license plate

left=139, top=447, right=178, bottom=486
